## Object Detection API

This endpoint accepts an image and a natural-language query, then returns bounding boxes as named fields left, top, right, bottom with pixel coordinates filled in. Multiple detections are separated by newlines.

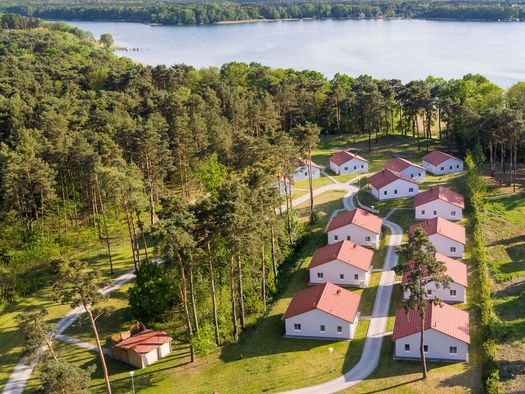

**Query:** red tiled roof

left=401, top=253, right=468, bottom=288
left=309, top=240, right=373, bottom=271
left=368, top=168, right=418, bottom=189
left=384, top=157, right=424, bottom=172
left=277, top=174, right=291, bottom=184
left=392, top=302, right=470, bottom=344
left=330, top=151, right=368, bottom=166
left=282, top=282, right=360, bottom=322
left=410, top=217, right=466, bottom=244
left=422, top=150, right=461, bottom=166
left=114, top=330, right=172, bottom=354
left=326, top=208, right=382, bottom=234
left=296, top=158, right=323, bottom=169
left=414, top=186, right=465, bottom=209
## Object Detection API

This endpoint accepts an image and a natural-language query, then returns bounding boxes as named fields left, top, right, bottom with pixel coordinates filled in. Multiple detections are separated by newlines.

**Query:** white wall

left=403, top=281, right=466, bottom=303
left=429, top=234, right=464, bottom=258
left=309, top=260, right=371, bottom=287
left=285, top=309, right=357, bottom=340
left=143, top=349, right=159, bottom=367
left=277, top=181, right=293, bottom=197
left=327, top=223, right=380, bottom=248
left=423, top=158, right=464, bottom=175
left=159, top=342, right=171, bottom=358
left=400, top=166, right=426, bottom=182
left=330, top=158, right=368, bottom=175
left=371, top=179, right=418, bottom=201
left=415, top=199, right=463, bottom=221
left=293, top=166, right=321, bottom=181
left=128, top=351, right=145, bottom=369
left=394, top=329, right=469, bottom=362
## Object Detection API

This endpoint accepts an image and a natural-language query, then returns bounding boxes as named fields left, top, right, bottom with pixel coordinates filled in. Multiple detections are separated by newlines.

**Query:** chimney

left=336, top=289, right=341, bottom=295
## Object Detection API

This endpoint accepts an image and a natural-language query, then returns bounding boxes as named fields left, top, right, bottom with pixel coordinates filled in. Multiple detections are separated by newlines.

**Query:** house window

left=418, top=173, right=422, bottom=177
left=456, top=165, right=460, bottom=169
left=317, top=272, right=324, bottom=279
left=354, top=274, right=359, bottom=280
left=340, top=274, right=345, bottom=280
left=365, top=236, right=371, bottom=242
left=449, top=346, right=458, bottom=354
left=433, top=210, right=437, bottom=215
left=451, top=246, right=457, bottom=253
left=334, top=235, right=339, bottom=241
left=450, top=166, right=453, bottom=170
left=423, top=345, right=429, bottom=353
left=320, top=325, right=325, bottom=332
left=346, top=235, right=351, bottom=241
left=304, top=172, right=308, bottom=176
left=294, top=323, right=301, bottom=331
left=384, top=190, right=388, bottom=195
left=344, top=167, right=348, bottom=171
left=361, top=165, right=364, bottom=168
left=450, top=289, right=457, bottom=296
left=337, top=326, right=342, bottom=333
left=354, top=166, right=357, bottom=170
left=394, top=189, right=398, bottom=194
left=404, top=344, right=410, bottom=352
left=409, top=187, right=414, bottom=192
left=441, top=166, right=445, bottom=171
left=427, top=290, right=432, bottom=295
left=411, top=174, right=414, bottom=178
left=421, top=210, right=426, bottom=215
left=451, top=211, right=456, bottom=216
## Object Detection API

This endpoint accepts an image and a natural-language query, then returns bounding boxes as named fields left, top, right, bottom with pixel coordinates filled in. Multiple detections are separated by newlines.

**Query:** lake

left=65, top=19, right=525, bottom=87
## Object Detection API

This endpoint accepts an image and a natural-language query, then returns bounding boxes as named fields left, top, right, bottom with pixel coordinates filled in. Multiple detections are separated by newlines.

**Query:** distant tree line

left=1, top=0, right=525, bottom=25
left=0, top=15, right=523, bottom=388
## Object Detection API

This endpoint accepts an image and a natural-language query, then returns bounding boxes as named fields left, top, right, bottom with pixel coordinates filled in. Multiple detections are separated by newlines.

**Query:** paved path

left=280, top=212, right=403, bottom=394
left=2, top=258, right=162, bottom=394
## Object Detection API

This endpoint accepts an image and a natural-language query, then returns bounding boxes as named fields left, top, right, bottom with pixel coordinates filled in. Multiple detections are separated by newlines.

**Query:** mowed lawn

left=482, top=175, right=525, bottom=393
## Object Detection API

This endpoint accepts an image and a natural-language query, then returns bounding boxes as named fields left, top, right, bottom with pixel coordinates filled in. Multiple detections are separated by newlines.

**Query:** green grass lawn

left=372, top=225, right=391, bottom=269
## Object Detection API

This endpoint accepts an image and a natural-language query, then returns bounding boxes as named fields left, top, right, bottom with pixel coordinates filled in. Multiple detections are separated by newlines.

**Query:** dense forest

left=0, top=0, right=524, bottom=25
left=0, top=13, right=524, bottom=375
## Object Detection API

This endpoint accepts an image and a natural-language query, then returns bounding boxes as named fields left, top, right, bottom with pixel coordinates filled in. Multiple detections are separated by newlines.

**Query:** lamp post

left=129, top=371, right=136, bottom=394
left=328, top=347, right=334, bottom=373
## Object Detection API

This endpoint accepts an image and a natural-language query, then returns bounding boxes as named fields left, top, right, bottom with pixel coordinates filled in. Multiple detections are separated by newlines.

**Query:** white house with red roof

left=410, top=217, right=466, bottom=258
left=393, top=302, right=470, bottom=362
left=329, top=151, right=368, bottom=175
left=293, top=158, right=322, bottom=181
left=414, top=186, right=465, bottom=221
left=111, top=329, right=173, bottom=369
left=326, top=208, right=382, bottom=248
left=367, top=168, right=419, bottom=200
left=282, top=282, right=361, bottom=340
left=384, top=157, right=426, bottom=182
left=275, top=175, right=292, bottom=197
left=422, top=150, right=464, bottom=175
left=309, top=240, right=374, bottom=288
left=402, top=253, right=468, bottom=303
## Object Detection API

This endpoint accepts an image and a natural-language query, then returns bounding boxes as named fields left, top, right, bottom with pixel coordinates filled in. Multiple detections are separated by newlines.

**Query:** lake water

left=65, top=19, right=525, bottom=87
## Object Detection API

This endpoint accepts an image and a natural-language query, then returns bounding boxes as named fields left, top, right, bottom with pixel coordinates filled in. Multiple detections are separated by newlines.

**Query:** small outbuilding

left=309, top=240, right=374, bottom=288
left=112, top=329, right=173, bottom=369
left=384, top=157, right=426, bottom=182
left=422, top=150, right=464, bottom=175
left=393, top=302, right=470, bottom=362
left=410, top=217, right=466, bottom=258
left=293, top=158, right=322, bottom=181
left=329, top=151, right=368, bottom=175
left=414, top=186, right=464, bottom=221
left=283, top=282, right=361, bottom=340
left=367, top=168, right=419, bottom=200
left=402, top=253, right=468, bottom=303
left=326, top=208, right=382, bottom=248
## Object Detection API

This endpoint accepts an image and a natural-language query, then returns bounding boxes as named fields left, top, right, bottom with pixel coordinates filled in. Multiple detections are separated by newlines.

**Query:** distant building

left=293, top=158, right=322, bottom=181
left=401, top=253, right=468, bottom=303
left=367, top=168, right=419, bottom=200
left=414, top=186, right=464, bottom=221
left=112, top=329, right=173, bottom=369
left=393, top=302, right=470, bottom=362
left=422, top=150, right=464, bottom=175
left=329, top=151, right=368, bottom=175
left=384, top=157, right=426, bottom=182
left=283, top=282, right=361, bottom=340
left=326, top=208, right=382, bottom=248
left=410, top=217, right=466, bottom=258
left=275, top=175, right=292, bottom=197
left=309, top=240, right=374, bottom=288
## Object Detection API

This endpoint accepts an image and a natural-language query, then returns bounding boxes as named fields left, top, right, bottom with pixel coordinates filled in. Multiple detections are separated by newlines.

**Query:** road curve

left=279, top=215, right=403, bottom=394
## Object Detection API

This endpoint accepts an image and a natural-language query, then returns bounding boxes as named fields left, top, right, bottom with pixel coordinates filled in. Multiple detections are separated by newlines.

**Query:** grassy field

left=482, top=174, right=525, bottom=393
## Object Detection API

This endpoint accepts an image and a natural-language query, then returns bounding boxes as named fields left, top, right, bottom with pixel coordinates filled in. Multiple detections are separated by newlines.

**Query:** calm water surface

left=66, top=19, right=525, bottom=87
